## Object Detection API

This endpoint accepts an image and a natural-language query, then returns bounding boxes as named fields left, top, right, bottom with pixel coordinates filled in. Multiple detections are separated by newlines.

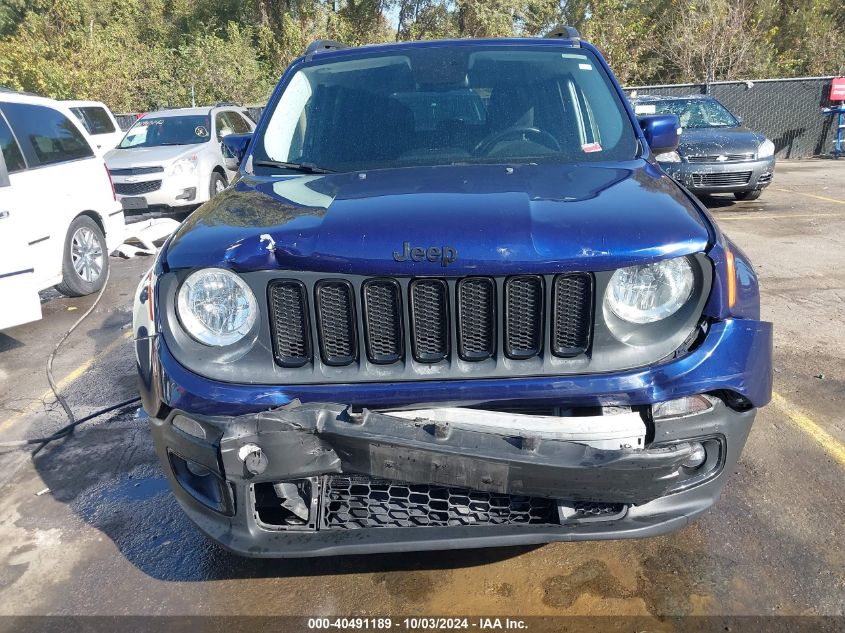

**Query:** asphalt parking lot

left=0, top=161, right=843, bottom=623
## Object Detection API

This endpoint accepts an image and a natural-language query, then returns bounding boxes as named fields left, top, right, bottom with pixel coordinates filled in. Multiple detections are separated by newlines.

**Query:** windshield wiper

left=254, top=160, right=334, bottom=174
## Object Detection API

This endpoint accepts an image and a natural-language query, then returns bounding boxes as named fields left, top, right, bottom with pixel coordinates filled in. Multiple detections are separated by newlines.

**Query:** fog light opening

left=252, top=479, right=318, bottom=530
left=167, top=450, right=231, bottom=515
left=682, top=441, right=707, bottom=469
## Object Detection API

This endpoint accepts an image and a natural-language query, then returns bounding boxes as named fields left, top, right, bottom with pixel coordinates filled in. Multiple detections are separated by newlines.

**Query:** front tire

left=56, top=216, right=108, bottom=297
left=734, top=190, right=763, bottom=201
left=209, top=171, right=227, bottom=198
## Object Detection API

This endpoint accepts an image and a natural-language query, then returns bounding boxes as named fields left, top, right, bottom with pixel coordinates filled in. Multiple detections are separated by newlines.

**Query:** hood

left=105, top=143, right=205, bottom=169
left=678, top=126, right=764, bottom=157
left=163, top=161, right=712, bottom=276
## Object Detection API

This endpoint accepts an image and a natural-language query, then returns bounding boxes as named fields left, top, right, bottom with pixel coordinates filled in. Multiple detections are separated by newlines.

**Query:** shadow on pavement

left=31, top=410, right=536, bottom=582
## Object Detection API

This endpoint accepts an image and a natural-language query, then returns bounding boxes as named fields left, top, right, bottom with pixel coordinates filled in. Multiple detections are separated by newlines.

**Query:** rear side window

left=1, top=102, right=94, bottom=167
left=71, top=106, right=117, bottom=135
left=0, top=113, right=26, bottom=173
left=225, top=112, right=251, bottom=134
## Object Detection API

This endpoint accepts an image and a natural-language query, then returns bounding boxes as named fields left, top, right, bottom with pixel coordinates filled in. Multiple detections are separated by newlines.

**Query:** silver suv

left=105, top=104, right=255, bottom=214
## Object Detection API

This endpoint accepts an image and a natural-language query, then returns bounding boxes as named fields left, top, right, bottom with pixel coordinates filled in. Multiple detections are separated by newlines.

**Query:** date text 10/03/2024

left=307, top=618, right=528, bottom=630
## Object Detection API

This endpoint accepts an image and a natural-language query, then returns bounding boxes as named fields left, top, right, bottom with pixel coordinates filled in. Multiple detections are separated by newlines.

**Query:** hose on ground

left=0, top=264, right=142, bottom=454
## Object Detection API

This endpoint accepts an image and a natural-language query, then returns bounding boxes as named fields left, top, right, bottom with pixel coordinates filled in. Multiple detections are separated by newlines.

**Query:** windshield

left=118, top=115, right=211, bottom=148
left=636, top=98, right=739, bottom=129
left=256, top=46, right=638, bottom=173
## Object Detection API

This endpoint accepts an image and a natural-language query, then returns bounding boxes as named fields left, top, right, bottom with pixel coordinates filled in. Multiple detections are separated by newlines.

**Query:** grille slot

left=268, top=281, right=311, bottom=367
left=108, top=166, right=164, bottom=176
left=552, top=274, right=593, bottom=357
left=362, top=280, right=403, bottom=364
left=315, top=281, right=357, bottom=366
left=686, top=153, right=754, bottom=163
left=691, top=171, right=752, bottom=187
left=505, top=276, right=544, bottom=359
left=114, top=180, right=161, bottom=195
left=321, top=475, right=557, bottom=529
left=457, top=277, right=496, bottom=361
left=409, top=279, right=449, bottom=363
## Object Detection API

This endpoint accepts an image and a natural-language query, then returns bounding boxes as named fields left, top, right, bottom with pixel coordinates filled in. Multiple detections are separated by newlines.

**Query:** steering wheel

left=473, top=126, right=562, bottom=156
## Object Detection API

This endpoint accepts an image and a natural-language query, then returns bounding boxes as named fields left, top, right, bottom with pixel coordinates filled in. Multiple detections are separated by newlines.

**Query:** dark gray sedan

left=633, top=95, right=775, bottom=200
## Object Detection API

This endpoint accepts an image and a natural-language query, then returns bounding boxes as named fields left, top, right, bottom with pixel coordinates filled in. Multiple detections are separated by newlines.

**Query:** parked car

left=632, top=94, right=775, bottom=200
left=105, top=105, right=255, bottom=215
left=134, top=30, right=772, bottom=557
left=0, top=91, right=124, bottom=330
left=64, top=100, right=125, bottom=155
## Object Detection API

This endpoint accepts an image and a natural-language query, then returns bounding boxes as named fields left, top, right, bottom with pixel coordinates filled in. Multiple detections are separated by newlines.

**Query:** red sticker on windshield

left=582, top=142, right=602, bottom=153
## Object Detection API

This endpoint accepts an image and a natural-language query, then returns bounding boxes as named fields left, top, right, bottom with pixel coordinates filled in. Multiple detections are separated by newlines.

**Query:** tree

left=661, top=0, right=771, bottom=82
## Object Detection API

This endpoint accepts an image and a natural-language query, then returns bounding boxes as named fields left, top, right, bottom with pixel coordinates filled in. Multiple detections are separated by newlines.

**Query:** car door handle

left=0, top=211, right=9, bottom=220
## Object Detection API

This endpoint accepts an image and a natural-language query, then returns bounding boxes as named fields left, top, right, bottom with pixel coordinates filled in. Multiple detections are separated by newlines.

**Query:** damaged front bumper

left=148, top=398, right=754, bottom=557
left=661, top=156, right=776, bottom=194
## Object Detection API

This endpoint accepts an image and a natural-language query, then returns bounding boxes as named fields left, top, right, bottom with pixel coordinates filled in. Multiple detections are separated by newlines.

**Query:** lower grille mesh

left=114, top=180, right=161, bottom=195
left=691, top=171, right=752, bottom=187
left=321, top=475, right=557, bottom=529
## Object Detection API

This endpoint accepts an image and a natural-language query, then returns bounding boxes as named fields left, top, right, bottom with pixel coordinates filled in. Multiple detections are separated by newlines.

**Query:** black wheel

left=734, top=190, right=762, bottom=201
left=56, top=215, right=109, bottom=297
left=209, top=171, right=227, bottom=198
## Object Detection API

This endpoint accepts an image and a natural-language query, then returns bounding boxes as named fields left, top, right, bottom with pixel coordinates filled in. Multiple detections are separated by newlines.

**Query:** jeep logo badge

left=393, top=241, right=457, bottom=267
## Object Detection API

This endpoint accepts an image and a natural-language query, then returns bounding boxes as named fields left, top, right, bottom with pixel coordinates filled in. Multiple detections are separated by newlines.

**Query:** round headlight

left=605, top=256, right=694, bottom=324
left=177, top=268, right=257, bottom=346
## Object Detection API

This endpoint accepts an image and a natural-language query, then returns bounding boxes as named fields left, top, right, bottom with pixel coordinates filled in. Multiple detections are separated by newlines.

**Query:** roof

left=301, top=36, right=584, bottom=62
left=61, top=99, right=111, bottom=109
left=0, top=90, right=58, bottom=106
left=140, top=105, right=244, bottom=118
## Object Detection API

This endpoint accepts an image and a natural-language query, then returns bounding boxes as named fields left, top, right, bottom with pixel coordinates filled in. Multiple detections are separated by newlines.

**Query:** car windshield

left=256, top=45, right=638, bottom=173
left=636, top=98, right=739, bottom=129
left=118, top=114, right=211, bottom=148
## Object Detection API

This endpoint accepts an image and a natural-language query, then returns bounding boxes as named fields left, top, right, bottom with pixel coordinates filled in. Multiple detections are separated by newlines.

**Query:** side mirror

left=638, top=114, right=681, bottom=154
left=222, top=133, right=252, bottom=170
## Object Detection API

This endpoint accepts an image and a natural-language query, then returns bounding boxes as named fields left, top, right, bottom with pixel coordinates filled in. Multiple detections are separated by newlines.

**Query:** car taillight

left=104, top=162, right=116, bottom=201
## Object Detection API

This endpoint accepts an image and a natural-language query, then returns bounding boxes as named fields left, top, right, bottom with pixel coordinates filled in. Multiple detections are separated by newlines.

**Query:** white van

left=0, top=91, right=125, bottom=330
left=64, top=100, right=126, bottom=155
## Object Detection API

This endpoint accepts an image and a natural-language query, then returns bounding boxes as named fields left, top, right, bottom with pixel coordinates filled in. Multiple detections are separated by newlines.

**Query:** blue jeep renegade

left=133, top=28, right=773, bottom=557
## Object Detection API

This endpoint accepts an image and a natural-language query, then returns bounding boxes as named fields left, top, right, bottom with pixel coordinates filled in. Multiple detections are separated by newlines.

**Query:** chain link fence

left=626, top=77, right=840, bottom=159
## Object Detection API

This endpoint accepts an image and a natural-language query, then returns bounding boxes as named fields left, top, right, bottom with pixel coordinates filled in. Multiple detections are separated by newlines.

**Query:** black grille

left=505, top=276, right=544, bottom=359
left=409, top=279, right=449, bottom=363
left=315, top=281, right=357, bottom=366
left=267, top=274, right=593, bottom=369
left=268, top=281, right=310, bottom=367
left=457, top=277, right=496, bottom=360
left=108, top=166, right=164, bottom=176
left=321, top=475, right=557, bottom=529
left=114, top=180, right=161, bottom=195
left=552, top=274, right=593, bottom=357
left=691, top=171, right=752, bottom=187
left=362, top=280, right=403, bottom=364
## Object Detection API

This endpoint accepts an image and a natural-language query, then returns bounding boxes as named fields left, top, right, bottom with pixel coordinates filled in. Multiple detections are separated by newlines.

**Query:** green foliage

left=0, top=0, right=843, bottom=112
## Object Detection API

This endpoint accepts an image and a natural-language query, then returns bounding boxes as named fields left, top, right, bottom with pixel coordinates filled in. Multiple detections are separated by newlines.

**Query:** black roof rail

left=544, top=25, right=581, bottom=41
left=305, top=39, right=348, bottom=59
left=214, top=101, right=242, bottom=108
